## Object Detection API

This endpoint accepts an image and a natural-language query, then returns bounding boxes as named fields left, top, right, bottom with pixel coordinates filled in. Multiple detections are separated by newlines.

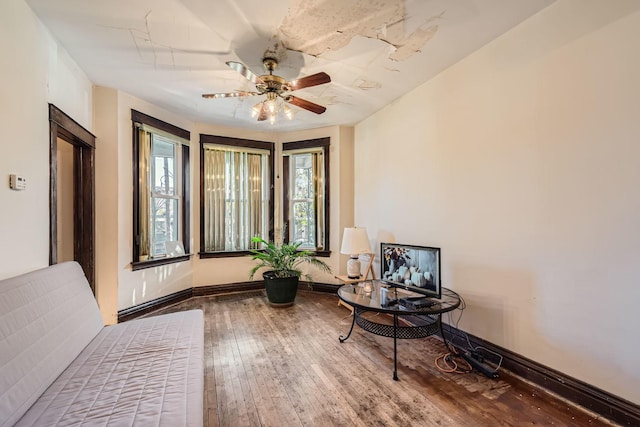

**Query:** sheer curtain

left=138, top=129, right=151, bottom=260
left=204, top=146, right=267, bottom=251
left=204, top=149, right=225, bottom=251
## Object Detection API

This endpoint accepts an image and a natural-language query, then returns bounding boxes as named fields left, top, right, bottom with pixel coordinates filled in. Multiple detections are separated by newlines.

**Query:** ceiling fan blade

left=202, top=91, right=260, bottom=99
left=289, top=72, right=331, bottom=91
left=226, top=61, right=265, bottom=85
left=285, top=96, right=327, bottom=114
left=257, top=103, right=268, bottom=121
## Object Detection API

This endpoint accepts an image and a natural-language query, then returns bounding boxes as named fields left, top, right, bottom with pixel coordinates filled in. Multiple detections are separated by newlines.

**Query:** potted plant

left=249, top=236, right=331, bottom=307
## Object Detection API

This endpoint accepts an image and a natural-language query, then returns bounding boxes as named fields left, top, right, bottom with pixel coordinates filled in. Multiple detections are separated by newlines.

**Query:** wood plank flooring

left=149, top=290, right=617, bottom=426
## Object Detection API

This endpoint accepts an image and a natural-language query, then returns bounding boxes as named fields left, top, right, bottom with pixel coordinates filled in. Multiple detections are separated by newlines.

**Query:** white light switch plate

left=9, top=174, right=26, bottom=190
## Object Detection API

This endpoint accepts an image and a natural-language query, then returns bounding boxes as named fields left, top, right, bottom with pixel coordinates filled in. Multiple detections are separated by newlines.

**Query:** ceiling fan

left=202, top=57, right=331, bottom=122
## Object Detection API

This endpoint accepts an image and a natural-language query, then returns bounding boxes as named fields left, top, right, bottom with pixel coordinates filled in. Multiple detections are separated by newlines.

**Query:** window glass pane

left=292, top=201, right=315, bottom=248
left=152, top=136, right=176, bottom=196
left=291, top=152, right=316, bottom=249
left=293, top=154, right=312, bottom=199
left=150, top=197, right=178, bottom=257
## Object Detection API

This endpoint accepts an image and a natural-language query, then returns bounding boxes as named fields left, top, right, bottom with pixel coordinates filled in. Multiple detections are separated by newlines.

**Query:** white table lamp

left=340, top=227, right=371, bottom=279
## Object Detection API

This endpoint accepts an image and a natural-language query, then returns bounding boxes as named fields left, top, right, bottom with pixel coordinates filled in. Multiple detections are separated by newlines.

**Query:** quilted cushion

left=15, top=310, right=204, bottom=427
left=0, top=262, right=104, bottom=427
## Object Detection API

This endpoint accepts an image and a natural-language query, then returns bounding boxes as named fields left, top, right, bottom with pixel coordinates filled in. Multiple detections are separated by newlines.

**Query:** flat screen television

left=380, top=242, right=441, bottom=299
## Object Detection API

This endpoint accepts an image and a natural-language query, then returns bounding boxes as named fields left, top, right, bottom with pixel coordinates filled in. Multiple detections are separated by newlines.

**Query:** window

left=200, top=135, right=274, bottom=256
left=282, top=138, right=330, bottom=255
left=132, top=110, right=190, bottom=270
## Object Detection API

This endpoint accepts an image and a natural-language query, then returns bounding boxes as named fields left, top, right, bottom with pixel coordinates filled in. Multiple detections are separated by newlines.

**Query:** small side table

left=335, top=255, right=376, bottom=311
left=335, top=274, right=364, bottom=285
left=335, top=275, right=364, bottom=311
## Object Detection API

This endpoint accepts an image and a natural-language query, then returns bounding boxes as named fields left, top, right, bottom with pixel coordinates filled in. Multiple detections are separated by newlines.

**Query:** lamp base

left=346, top=257, right=361, bottom=279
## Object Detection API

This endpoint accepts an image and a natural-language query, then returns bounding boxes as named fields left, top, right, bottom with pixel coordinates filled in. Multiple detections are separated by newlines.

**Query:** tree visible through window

left=291, top=153, right=316, bottom=248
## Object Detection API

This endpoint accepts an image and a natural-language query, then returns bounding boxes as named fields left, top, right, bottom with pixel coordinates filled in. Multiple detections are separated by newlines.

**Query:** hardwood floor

left=149, top=290, right=616, bottom=426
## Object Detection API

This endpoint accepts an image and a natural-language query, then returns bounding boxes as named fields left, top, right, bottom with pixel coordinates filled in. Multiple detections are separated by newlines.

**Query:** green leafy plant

left=249, top=236, right=331, bottom=281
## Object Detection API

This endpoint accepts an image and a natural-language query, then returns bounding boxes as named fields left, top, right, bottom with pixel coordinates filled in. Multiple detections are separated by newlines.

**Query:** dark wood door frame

left=49, top=104, right=96, bottom=293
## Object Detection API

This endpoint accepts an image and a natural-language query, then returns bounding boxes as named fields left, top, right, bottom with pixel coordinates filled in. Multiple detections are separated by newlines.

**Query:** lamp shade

left=340, top=227, right=371, bottom=255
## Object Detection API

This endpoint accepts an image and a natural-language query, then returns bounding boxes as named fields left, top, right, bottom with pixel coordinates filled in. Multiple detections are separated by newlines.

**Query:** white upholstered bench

left=0, top=262, right=204, bottom=426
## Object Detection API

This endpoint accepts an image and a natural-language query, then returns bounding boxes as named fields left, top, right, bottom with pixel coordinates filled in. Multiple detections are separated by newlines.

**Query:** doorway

left=49, top=104, right=96, bottom=292
left=56, top=138, right=75, bottom=262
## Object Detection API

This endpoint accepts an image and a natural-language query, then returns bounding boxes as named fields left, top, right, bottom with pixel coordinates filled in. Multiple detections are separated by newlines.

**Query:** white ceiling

left=26, top=0, right=554, bottom=132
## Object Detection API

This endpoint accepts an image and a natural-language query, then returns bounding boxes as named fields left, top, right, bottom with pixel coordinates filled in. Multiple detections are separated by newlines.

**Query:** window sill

left=199, top=250, right=331, bottom=258
left=132, top=254, right=192, bottom=271
left=312, top=250, right=331, bottom=258
left=199, top=251, right=254, bottom=259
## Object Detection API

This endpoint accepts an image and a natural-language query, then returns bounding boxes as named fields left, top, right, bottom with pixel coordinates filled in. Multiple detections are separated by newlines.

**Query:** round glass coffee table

left=338, top=281, right=461, bottom=380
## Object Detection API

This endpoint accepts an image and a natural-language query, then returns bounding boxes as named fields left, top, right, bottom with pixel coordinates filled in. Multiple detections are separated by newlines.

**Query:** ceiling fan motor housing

left=257, top=75, right=289, bottom=93
left=257, top=58, right=290, bottom=93
left=262, top=57, right=278, bottom=72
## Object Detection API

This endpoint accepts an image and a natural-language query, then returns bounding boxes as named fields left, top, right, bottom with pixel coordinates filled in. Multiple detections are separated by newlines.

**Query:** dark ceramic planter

left=262, top=271, right=299, bottom=307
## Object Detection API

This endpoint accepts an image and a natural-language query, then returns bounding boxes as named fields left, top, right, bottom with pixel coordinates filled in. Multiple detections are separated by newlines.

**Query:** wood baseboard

left=438, top=322, right=640, bottom=426
left=400, top=313, right=640, bottom=425
left=117, top=288, right=193, bottom=323
left=192, top=281, right=265, bottom=297
left=118, top=280, right=337, bottom=322
left=299, top=281, right=340, bottom=294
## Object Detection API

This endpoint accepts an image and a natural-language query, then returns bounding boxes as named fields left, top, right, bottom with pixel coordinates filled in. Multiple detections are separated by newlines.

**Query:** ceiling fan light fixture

left=251, top=102, right=261, bottom=118
left=283, top=104, right=293, bottom=120
left=267, top=99, right=277, bottom=113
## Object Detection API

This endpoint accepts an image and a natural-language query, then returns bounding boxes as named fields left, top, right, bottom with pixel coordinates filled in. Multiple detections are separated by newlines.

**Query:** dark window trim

left=282, top=137, right=330, bottom=252
left=282, top=155, right=290, bottom=240
left=198, top=251, right=254, bottom=259
left=199, top=134, right=275, bottom=257
left=197, top=249, right=330, bottom=259
left=131, top=110, right=191, bottom=269
left=131, top=109, right=189, bottom=140
left=131, top=254, right=192, bottom=271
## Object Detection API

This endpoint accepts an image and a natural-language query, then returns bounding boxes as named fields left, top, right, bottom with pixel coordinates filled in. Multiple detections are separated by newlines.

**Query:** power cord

left=434, top=342, right=473, bottom=374
left=435, top=294, right=503, bottom=378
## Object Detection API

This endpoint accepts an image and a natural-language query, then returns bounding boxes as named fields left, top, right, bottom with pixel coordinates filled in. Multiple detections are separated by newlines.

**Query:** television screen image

left=380, top=243, right=441, bottom=299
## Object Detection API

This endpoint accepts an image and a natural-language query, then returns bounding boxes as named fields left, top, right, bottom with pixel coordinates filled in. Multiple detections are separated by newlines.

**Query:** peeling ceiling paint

left=279, top=0, right=443, bottom=61
left=24, top=0, right=556, bottom=131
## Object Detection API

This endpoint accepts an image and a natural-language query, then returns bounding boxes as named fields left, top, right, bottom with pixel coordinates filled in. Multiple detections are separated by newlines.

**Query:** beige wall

left=93, top=86, right=119, bottom=324
left=354, top=0, right=640, bottom=404
left=0, top=0, right=92, bottom=280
